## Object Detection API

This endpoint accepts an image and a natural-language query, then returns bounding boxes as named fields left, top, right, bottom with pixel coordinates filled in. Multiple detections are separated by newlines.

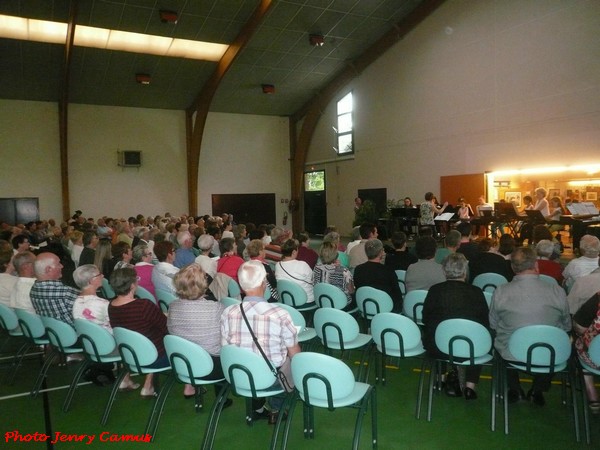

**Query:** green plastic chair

left=277, top=279, right=318, bottom=313
left=402, top=290, right=428, bottom=326
left=276, top=302, right=317, bottom=345
left=135, top=285, right=157, bottom=306
left=500, top=325, right=578, bottom=439
left=419, top=319, right=493, bottom=422
left=37, top=316, right=85, bottom=402
left=14, top=310, right=51, bottom=393
left=370, top=312, right=425, bottom=385
left=313, top=308, right=373, bottom=382
left=155, top=288, right=177, bottom=312
left=101, top=278, right=116, bottom=299
left=69, top=319, right=121, bottom=412
left=163, top=335, right=230, bottom=449
left=220, top=296, right=242, bottom=308
left=355, top=286, right=394, bottom=322
left=577, top=334, right=600, bottom=444
left=395, top=269, right=407, bottom=295
left=483, top=291, right=493, bottom=309
left=228, top=279, right=242, bottom=299
left=220, top=344, right=287, bottom=450
left=102, top=327, right=171, bottom=441
left=0, top=304, right=29, bottom=383
left=472, top=273, right=508, bottom=293
left=279, top=352, right=377, bottom=450
left=313, top=282, right=357, bottom=313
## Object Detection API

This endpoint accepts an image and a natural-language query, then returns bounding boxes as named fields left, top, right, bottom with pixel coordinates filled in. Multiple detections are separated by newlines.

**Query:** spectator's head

left=281, top=239, right=299, bottom=258
left=359, top=222, right=377, bottom=240
left=442, top=252, right=468, bottom=280
left=132, top=244, right=152, bottom=264
left=246, top=239, right=265, bottom=258
left=238, top=260, right=267, bottom=293
left=110, top=267, right=138, bottom=296
left=319, top=242, right=339, bottom=264
left=177, top=231, right=193, bottom=249
left=365, top=239, right=384, bottom=260
left=444, top=230, right=461, bottom=249
left=391, top=232, right=408, bottom=250
left=415, top=236, right=437, bottom=260
left=83, top=231, right=98, bottom=248
left=510, top=247, right=538, bottom=274
left=11, top=234, right=30, bottom=251
left=536, top=240, right=555, bottom=259
left=477, top=238, right=496, bottom=253
left=12, top=251, right=35, bottom=277
left=219, top=237, right=237, bottom=255
left=34, top=252, right=63, bottom=281
left=498, top=234, right=516, bottom=256
left=297, top=231, right=310, bottom=246
left=73, top=264, right=103, bottom=290
left=580, top=235, right=600, bottom=258
left=323, top=231, right=340, bottom=246
left=198, top=234, right=215, bottom=252
left=173, top=263, right=209, bottom=300
left=154, top=241, right=174, bottom=263
left=112, top=241, right=131, bottom=262
left=270, top=226, right=285, bottom=245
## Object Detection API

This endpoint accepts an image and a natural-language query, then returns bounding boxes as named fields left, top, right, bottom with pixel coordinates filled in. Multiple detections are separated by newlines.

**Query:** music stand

left=525, top=209, right=546, bottom=224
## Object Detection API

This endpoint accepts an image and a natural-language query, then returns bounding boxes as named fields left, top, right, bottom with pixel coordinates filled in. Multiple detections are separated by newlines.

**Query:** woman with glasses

left=133, top=244, right=156, bottom=297
left=108, top=267, right=168, bottom=397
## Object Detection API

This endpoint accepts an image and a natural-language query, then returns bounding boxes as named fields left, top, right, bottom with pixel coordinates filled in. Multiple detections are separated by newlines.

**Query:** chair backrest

left=587, top=335, right=600, bottom=367
left=395, top=270, right=407, bottom=295
left=0, top=304, right=20, bottom=332
left=275, top=302, right=307, bottom=329
left=402, top=290, right=428, bottom=324
left=472, top=273, right=508, bottom=293
left=313, top=283, right=348, bottom=309
left=483, top=291, right=493, bottom=309
left=135, top=286, right=157, bottom=305
left=220, top=296, right=242, bottom=308
left=228, top=279, right=242, bottom=299
left=155, top=288, right=177, bottom=313
left=291, top=352, right=356, bottom=409
left=101, top=278, right=116, bottom=299
left=314, top=308, right=359, bottom=347
left=74, top=318, right=118, bottom=361
left=371, top=312, right=423, bottom=357
left=538, top=274, right=558, bottom=286
left=41, top=316, right=79, bottom=351
left=435, top=319, right=492, bottom=364
left=220, top=345, right=277, bottom=395
left=355, top=286, right=394, bottom=320
left=15, top=309, right=47, bottom=339
left=164, top=335, right=214, bottom=384
left=113, top=327, right=159, bottom=370
left=508, top=325, right=571, bottom=372
left=277, top=279, right=308, bottom=307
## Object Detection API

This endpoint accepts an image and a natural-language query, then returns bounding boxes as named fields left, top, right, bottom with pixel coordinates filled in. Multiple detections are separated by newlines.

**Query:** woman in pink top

left=133, top=244, right=156, bottom=296
left=216, top=237, right=244, bottom=282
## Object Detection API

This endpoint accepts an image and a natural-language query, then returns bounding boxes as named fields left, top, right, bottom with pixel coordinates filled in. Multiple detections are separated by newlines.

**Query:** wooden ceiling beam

left=185, top=0, right=273, bottom=216
left=288, top=0, right=447, bottom=232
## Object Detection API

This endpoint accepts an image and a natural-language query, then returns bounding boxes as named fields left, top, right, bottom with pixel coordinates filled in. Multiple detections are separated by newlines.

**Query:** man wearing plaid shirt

left=30, top=252, right=79, bottom=326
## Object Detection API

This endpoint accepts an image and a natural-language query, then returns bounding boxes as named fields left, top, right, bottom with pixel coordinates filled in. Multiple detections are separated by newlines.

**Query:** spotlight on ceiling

left=135, top=73, right=151, bottom=85
left=309, top=34, right=324, bottom=47
left=159, top=10, right=178, bottom=24
left=261, top=84, right=275, bottom=94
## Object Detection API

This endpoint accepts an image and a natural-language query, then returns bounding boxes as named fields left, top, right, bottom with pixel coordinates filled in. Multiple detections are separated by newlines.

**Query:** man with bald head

left=30, top=252, right=79, bottom=326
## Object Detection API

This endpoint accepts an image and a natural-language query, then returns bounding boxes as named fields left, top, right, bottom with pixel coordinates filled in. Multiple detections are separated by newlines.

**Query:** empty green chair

left=472, top=273, right=508, bottom=293
left=313, top=282, right=357, bottom=313
left=276, top=302, right=317, bottom=345
left=402, top=290, right=428, bottom=326
left=356, top=286, right=394, bottom=322
left=277, top=279, right=317, bottom=313
left=395, top=270, right=407, bottom=295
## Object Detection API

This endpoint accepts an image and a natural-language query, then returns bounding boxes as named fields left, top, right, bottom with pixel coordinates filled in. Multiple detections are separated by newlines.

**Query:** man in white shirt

left=151, top=241, right=179, bottom=295
left=563, top=235, right=600, bottom=290
left=9, top=251, right=36, bottom=313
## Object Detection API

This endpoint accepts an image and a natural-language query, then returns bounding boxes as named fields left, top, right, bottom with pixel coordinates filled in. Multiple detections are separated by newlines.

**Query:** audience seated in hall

left=567, top=264, right=600, bottom=315
left=275, top=239, right=314, bottom=303
left=536, top=240, right=564, bottom=285
left=468, top=238, right=514, bottom=283
left=9, top=251, right=36, bottom=313
left=434, top=230, right=461, bottom=264
left=563, top=235, right=600, bottom=291
left=455, top=222, right=479, bottom=261
left=348, top=222, right=378, bottom=269
left=385, top=231, right=418, bottom=270
left=296, top=231, right=319, bottom=270
left=313, top=241, right=356, bottom=311
left=354, top=239, right=402, bottom=312
left=405, top=236, right=446, bottom=292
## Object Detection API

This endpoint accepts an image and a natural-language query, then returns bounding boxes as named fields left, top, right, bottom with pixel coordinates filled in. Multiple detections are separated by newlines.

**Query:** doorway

left=304, top=170, right=327, bottom=235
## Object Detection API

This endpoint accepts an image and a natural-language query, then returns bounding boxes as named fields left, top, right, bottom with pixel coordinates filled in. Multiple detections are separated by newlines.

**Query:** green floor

left=1, top=340, right=597, bottom=450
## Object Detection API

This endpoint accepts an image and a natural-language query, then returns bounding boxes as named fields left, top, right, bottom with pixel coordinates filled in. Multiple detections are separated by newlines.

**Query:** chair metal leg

left=101, top=369, right=128, bottom=425
left=568, top=367, right=580, bottom=443
left=503, top=364, right=509, bottom=435
left=426, top=360, right=438, bottom=422
left=415, top=358, right=428, bottom=419
left=370, top=387, right=378, bottom=449
left=270, top=391, right=294, bottom=450
left=31, top=349, right=58, bottom=397
left=280, top=391, right=299, bottom=450
left=490, top=357, right=497, bottom=431
left=578, top=369, right=591, bottom=445
left=146, top=373, right=176, bottom=441
left=63, top=359, right=91, bottom=412
left=4, top=341, right=30, bottom=385
left=202, top=383, right=231, bottom=450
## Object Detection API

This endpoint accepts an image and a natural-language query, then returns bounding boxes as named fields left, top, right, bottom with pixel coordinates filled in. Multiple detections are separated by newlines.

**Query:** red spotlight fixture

left=135, top=73, right=151, bottom=85
left=309, top=34, right=324, bottom=47
left=261, top=84, right=275, bottom=94
left=159, top=10, right=178, bottom=24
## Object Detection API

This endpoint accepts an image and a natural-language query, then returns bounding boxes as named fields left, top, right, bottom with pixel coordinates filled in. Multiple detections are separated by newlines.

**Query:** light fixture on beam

left=159, top=10, right=178, bottom=24
left=261, top=84, right=275, bottom=94
left=135, top=73, right=151, bottom=85
left=309, top=34, right=324, bottom=47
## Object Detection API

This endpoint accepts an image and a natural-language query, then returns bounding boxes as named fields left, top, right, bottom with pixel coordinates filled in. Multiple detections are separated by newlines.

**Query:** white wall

left=0, top=100, right=290, bottom=224
left=306, top=0, right=600, bottom=234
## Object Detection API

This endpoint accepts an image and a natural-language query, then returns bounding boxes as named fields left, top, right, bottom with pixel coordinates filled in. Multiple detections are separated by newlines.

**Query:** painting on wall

left=586, top=192, right=598, bottom=201
left=504, top=191, right=521, bottom=207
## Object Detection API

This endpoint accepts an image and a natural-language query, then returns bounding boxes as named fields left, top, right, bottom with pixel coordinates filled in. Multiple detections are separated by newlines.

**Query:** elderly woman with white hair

left=422, top=253, right=490, bottom=400
left=563, top=234, right=600, bottom=290
left=536, top=240, right=564, bottom=284
left=194, top=234, right=218, bottom=279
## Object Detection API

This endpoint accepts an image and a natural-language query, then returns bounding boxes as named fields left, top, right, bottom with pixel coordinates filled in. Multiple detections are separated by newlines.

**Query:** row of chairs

left=100, top=278, right=177, bottom=312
